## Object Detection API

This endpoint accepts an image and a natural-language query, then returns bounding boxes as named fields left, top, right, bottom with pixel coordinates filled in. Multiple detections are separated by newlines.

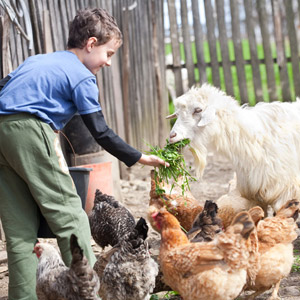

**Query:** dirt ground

left=0, top=150, right=299, bottom=299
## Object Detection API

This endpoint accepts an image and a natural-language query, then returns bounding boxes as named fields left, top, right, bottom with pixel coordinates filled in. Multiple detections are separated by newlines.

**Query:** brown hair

left=67, top=8, right=122, bottom=49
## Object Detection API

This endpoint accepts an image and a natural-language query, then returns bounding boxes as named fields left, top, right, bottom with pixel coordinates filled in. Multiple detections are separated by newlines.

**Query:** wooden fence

left=0, top=0, right=168, bottom=157
left=166, top=0, right=300, bottom=104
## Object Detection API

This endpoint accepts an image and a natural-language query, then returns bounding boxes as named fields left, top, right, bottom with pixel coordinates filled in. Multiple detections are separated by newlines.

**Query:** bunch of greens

left=147, top=139, right=196, bottom=197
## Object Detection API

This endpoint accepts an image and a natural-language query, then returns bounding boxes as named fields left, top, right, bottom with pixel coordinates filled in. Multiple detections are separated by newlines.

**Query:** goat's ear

left=197, top=106, right=216, bottom=127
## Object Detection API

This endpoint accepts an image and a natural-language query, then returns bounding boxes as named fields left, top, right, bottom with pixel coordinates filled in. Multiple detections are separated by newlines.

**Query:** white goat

left=167, top=84, right=300, bottom=213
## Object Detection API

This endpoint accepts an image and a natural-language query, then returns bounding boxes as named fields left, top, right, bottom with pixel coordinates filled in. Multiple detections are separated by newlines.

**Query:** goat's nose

left=170, top=131, right=177, bottom=138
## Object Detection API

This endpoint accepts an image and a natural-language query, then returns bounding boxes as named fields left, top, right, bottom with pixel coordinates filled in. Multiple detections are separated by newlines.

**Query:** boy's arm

left=80, top=110, right=142, bottom=167
left=0, top=75, right=11, bottom=92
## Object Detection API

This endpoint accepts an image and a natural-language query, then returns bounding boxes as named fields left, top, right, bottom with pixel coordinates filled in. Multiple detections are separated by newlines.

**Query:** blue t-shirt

left=0, top=51, right=101, bottom=130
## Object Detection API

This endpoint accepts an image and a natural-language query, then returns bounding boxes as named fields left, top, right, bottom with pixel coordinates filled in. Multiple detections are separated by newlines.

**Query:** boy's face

left=83, top=37, right=121, bottom=75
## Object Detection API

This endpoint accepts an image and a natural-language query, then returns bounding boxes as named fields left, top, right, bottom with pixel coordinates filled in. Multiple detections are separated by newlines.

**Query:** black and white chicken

left=33, top=234, right=100, bottom=300
left=94, top=217, right=159, bottom=300
left=187, top=200, right=223, bottom=242
left=89, top=189, right=136, bottom=248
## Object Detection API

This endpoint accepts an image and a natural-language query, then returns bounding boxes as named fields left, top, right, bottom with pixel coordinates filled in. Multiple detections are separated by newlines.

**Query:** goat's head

left=167, top=84, right=223, bottom=177
left=167, top=85, right=221, bottom=143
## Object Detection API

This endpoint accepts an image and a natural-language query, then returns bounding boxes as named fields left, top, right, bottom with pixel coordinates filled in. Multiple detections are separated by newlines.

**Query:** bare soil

left=0, top=151, right=299, bottom=299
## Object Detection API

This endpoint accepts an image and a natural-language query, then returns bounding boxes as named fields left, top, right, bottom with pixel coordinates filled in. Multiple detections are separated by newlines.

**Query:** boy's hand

left=138, top=154, right=170, bottom=167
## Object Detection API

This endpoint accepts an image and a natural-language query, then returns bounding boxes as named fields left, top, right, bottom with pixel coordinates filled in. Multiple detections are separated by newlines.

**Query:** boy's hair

left=67, top=8, right=122, bottom=49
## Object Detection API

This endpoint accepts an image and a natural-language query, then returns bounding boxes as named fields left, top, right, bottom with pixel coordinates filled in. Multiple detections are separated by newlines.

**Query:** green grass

left=292, top=251, right=300, bottom=273
left=165, top=39, right=296, bottom=105
left=150, top=291, right=180, bottom=300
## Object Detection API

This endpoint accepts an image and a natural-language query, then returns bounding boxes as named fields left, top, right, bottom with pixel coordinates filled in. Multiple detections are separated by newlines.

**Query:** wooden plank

left=204, top=0, right=220, bottom=88
left=257, top=0, right=277, bottom=101
left=58, top=0, right=69, bottom=46
left=180, top=0, right=195, bottom=88
left=283, top=0, right=300, bottom=99
left=230, top=0, right=248, bottom=104
left=43, top=10, right=53, bottom=53
left=215, top=0, right=234, bottom=97
left=121, top=4, right=131, bottom=144
left=66, top=0, right=76, bottom=21
left=152, top=0, right=165, bottom=147
left=191, top=0, right=206, bottom=84
left=52, top=0, right=65, bottom=50
left=244, top=0, right=264, bottom=102
left=2, top=15, right=12, bottom=77
left=271, top=0, right=291, bottom=101
left=35, top=0, right=45, bottom=53
left=9, top=25, right=19, bottom=69
left=167, top=0, right=184, bottom=96
left=18, top=2, right=29, bottom=60
left=47, top=0, right=59, bottom=51
left=28, top=0, right=42, bottom=53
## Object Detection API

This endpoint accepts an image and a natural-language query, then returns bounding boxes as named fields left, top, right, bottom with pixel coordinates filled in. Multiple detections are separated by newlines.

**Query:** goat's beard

left=189, top=142, right=207, bottom=178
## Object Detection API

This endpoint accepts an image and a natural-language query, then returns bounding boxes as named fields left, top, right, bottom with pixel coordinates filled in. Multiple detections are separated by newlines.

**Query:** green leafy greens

left=147, top=139, right=196, bottom=197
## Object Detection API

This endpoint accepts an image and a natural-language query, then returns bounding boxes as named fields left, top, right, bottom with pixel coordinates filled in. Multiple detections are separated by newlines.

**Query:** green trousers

left=0, top=113, right=96, bottom=300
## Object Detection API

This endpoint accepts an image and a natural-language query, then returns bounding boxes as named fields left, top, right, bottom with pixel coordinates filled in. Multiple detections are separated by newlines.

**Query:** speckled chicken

left=148, top=170, right=203, bottom=232
left=34, top=234, right=100, bottom=300
left=187, top=200, right=223, bottom=242
left=245, top=199, right=300, bottom=300
left=89, top=189, right=136, bottom=248
left=94, top=217, right=159, bottom=300
left=152, top=208, right=255, bottom=300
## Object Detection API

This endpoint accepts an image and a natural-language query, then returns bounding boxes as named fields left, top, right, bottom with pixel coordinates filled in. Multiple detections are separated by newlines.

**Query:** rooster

left=89, top=189, right=136, bottom=249
left=245, top=199, right=299, bottom=299
left=187, top=200, right=223, bottom=242
left=94, top=217, right=158, bottom=300
left=34, top=234, right=100, bottom=300
left=152, top=208, right=255, bottom=300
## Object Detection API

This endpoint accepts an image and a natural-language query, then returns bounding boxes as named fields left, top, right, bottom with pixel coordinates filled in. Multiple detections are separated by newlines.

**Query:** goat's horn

left=166, top=112, right=177, bottom=119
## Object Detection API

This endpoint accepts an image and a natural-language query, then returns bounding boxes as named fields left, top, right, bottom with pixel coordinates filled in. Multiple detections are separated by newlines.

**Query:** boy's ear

left=87, top=37, right=97, bottom=51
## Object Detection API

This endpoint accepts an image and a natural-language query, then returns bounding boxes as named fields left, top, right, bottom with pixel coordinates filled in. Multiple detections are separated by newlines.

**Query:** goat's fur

left=169, top=84, right=300, bottom=213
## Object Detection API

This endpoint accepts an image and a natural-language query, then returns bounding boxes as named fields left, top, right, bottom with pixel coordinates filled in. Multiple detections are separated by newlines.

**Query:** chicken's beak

left=151, top=211, right=159, bottom=219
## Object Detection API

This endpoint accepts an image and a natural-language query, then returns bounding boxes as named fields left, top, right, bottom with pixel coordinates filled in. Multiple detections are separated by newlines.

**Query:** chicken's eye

left=193, top=107, right=202, bottom=114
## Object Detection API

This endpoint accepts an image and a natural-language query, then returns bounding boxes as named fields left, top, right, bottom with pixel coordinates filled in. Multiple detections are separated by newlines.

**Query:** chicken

left=246, top=199, right=300, bottom=300
left=94, top=217, right=158, bottom=300
left=34, top=234, right=100, bottom=300
left=243, top=206, right=264, bottom=289
left=187, top=200, right=223, bottom=242
left=89, top=189, right=136, bottom=248
left=148, top=170, right=203, bottom=232
left=151, top=208, right=255, bottom=300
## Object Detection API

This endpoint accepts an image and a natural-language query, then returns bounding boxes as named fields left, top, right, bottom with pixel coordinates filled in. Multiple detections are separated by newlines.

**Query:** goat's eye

left=193, top=107, right=202, bottom=114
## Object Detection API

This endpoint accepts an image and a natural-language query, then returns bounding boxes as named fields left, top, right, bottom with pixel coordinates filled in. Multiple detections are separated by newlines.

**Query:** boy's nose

left=106, top=58, right=112, bottom=66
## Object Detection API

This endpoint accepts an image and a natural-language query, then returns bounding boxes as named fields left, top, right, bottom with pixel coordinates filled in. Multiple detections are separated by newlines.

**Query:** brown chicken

left=33, top=234, right=100, bottom=300
left=244, top=206, right=264, bottom=288
left=149, top=170, right=203, bottom=232
left=151, top=208, right=255, bottom=300
left=245, top=199, right=299, bottom=300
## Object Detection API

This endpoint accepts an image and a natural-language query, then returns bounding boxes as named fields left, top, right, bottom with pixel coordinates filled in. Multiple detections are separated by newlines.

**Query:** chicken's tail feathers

left=204, top=199, right=218, bottom=213
left=134, top=217, right=149, bottom=240
left=94, top=189, right=120, bottom=208
left=70, top=234, right=84, bottom=261
left=275, top=199, right=300, bottom=220
left=231, top=211, right=254, bottom=239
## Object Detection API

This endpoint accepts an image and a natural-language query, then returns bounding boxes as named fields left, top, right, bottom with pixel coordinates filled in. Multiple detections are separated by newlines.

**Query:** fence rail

left=166, top=0, right=300, bottom=104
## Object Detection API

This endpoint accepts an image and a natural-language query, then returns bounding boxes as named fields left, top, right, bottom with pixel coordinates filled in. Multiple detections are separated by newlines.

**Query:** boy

left=0, top=8, right=168, bottom=300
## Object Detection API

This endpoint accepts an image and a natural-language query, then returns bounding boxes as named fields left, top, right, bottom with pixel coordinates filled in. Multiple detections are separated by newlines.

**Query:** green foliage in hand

left=147, top=139, right=196, bottom=197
